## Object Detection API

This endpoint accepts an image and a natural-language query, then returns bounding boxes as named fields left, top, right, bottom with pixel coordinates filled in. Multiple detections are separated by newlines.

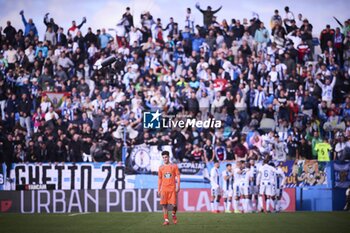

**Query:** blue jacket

left=254, top=28, right=269, bottom=43
left=21, top=15, right=38, bottom=36
left=192, top=37, right=205, bottom=52
left=35, top=46, right=48, bottom=58
left=99, top=34, right=113, bottom=49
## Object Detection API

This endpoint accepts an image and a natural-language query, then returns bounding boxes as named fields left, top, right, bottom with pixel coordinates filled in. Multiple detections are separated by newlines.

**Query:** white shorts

left=240, top=182, right=251, bottom=196
left=233, top=183, right=241, bottom=197
left=259, top=182, right=274, bottom=196
left=222, top=189, right=233, bottom=198
left=211, top=187, right=221, bottom=197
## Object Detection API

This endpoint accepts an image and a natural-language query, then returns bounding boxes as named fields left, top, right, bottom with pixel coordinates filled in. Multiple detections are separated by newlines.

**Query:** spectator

left=99, top=28, right=113, bottom=50
left=315, top=137, right=332, bottom=161
left=0, top=3, right=349, bottom=167
left=43, top=13, right=59, bottom=33
left=195, top=4, right=222, bottom=28
left=19, top=10, right=38, bottom=36
left=67, top=17, right=87, bottom=38
left=3, top=21, right=17, bottom=45
left=44, top=26, right=56, bottom=46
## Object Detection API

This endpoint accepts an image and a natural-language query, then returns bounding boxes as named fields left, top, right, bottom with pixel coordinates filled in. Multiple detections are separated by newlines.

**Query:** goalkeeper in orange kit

left=158, top=150, right=180, bottom=226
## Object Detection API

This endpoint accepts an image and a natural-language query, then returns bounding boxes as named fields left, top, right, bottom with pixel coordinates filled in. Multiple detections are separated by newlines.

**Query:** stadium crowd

left=0, top=5, right=350, bottom=171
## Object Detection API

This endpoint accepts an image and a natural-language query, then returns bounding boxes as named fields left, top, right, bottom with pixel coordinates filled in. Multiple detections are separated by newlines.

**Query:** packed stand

left=0, top=5, right=350, bottom=170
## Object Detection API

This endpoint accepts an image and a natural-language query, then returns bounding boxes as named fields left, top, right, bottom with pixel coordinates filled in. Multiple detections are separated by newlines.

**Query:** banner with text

left=0, top=188, right=295, bottom=213
left=0, top=163, right=127, bottom=191
left=334, top=162, right=350, bottom=188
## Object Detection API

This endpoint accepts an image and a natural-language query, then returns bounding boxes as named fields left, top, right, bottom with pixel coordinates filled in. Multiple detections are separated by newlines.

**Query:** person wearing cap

left=195, top=3, right=222, bottom=28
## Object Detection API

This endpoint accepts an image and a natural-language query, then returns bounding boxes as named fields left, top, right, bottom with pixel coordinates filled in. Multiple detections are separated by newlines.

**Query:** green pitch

left=1, top=212, right=349, bottom=233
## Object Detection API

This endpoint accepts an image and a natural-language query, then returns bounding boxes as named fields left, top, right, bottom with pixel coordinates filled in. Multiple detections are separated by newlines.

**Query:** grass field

left=1, top=212, right=349, bottom=233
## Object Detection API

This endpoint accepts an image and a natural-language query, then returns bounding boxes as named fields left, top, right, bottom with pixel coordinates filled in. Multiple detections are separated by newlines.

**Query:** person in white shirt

left=272, top=133, right=288, bottom=162
left=4, top=45, right=18, bottom=67
left=233, top=161, right=243, bottom=213
left=222, top=163, right=233, bottom=213
left=87, top=43, right=98, bottom=59
left=283, top=6, right=295, bottom=27
left=257, top=158, right=276, bottom=212
left=211, top=92, right=226, bottom=114
left=129, top=26, right=142, bottom=46
left=286, top=29, right=302, bottom=49
left=44, top=107, right=59, bottom=122
left=273, top=163, right=286, bottom=212
left=40, top=95, right=52, bottom=113
left=315, top=75, right=336, bottom=107
left=25, top=45, right=35, bottom=64
left=210, top=161, right=221, bottom=213
left=185, top=8, right=195, bottom=33
left=268, top=65, right=279, bottom=83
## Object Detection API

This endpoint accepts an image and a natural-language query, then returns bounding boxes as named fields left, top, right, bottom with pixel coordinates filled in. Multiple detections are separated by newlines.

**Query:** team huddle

left=210, top=158, right=286, bottom=213
left=157, top=152, right=286, bottom=226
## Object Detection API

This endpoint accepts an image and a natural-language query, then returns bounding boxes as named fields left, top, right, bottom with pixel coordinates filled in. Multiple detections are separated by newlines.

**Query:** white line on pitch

left=68, top=212, right=90, bottom=216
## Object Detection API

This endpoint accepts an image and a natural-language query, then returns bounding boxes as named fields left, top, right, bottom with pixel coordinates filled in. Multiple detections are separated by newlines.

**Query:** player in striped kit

left=222, top=163, right=234, bottom=213
left=240, top=162, right=252, bottom=213
left=273, top=163, right=286, bottom=212
left=210, top=161, right=221, bottom=213
left=233, top=161, right=243, bottom=213
left=257, top=158, right=276, bottom=213
left=247, top=159, right=259, bottom=212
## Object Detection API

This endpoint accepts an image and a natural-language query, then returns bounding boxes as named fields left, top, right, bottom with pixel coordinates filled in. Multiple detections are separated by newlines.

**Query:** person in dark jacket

left=69, top=134, right=82, bottom=162
left=122, top=7, right=134, bottom=32
left=26, top=140, right=40, bottom=162
left=84, top=27, right=98, bottom=47
left=298, top=136, right=312, bottom=159
left=0, top=134, right=14, bottom=180
left=43, top=13, right=59, bottom=33
left=56, top=27, right=67, bottom=47
left=320, top=25, right=335, bottom=52
left=195, top=4, right=222, bottom=28
left=3, top=21, right=17, bottom=45
left=187, top=91, right=200, bottom=116
left=18, top=93, right=31, bottom=136
left=55, top=140, right=68, bottom=162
